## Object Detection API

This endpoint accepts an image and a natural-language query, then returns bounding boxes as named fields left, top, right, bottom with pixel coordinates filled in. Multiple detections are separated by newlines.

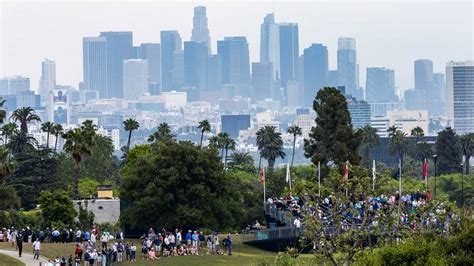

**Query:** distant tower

left=39, top=59, right=56, bottom=106
left=303, top=44, right=328, bottom=107
left=191, top=6, right=211, bottom=53
left=260, top=13, right=275, bottom=63
left=123, top=59, right=149, bottom=100
left=337, top=37, right=358, bottom=98
left=366, top=67, right=396, bottom=103
left=83, top=37, right=107, bottom=98
left=160, top=31, right=182, bottom=91
left=446, top=61, right=474, bottom=133
left=414, top=59, right=433, bottom=91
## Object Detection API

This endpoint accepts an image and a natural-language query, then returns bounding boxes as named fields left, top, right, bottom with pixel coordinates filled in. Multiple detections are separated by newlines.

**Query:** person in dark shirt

left=16, top=231, right=23, bottom=257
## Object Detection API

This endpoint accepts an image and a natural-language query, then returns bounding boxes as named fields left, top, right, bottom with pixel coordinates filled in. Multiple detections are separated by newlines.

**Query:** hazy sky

left=1, top=0, right=473, bottom=93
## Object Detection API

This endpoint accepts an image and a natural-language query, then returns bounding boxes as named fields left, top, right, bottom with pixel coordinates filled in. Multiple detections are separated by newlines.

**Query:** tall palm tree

left=460, top=133, right=474, bottom=175
left=414, top=142, right=434, bottom=163
left=387, top=125, right=398, bottom=138
left=388, top=129, right=408, bottom=167
left=287, top=125, right=302, bottom=168
left=198, top=120, right=211, bottom=148
left=148, top=122, right=174, bottom=142
left=123, top=118, right=140, bottom=151
left=0, top=98, right=7, bottom=124
left=10, top=107, right=41, bottom=134
left=0, top=147, right=14, bottom=184
left=52, top=123, right=64, bottom=152
left=221, top=134, right=236, bottom=166
left=7, top=131, right=38, bottom=154
left=216, top=132, right=230, bottom=159
left=62, top=127, right=95, bottom=199
left=256, top=126, right=286, bottom=169
left=41, top=121, right=54, bottom=149
left=229, top=152, right=254, bottom=167
left=1, top=122, right=18, bottom=145
left=358, top=125, right=380, bottom=162
left=410, top=126, right=425, bottom=141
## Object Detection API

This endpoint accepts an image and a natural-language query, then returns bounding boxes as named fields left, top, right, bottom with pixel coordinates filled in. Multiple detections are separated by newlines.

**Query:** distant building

left=404, top=89, right=425, bottom=110
left=252, top=62, right=273, bottom=101
left=446, top=61, right=474, bottom=133
left=83, top=37, right=107, bottom=98
left=111, top=129, right=120, bottom=150
left=260, top=13, right=275, bottom=64
left=3, top=76, right=30, bottom=95
left=73, top=185, right=120, bottom=224
left=366, top=67, right=397, bottom=103
left=207, top=54, right=222, bottom=91
left=347, top=98, right=371, bottom=129
left=161, top=31, right=182, bottom=91
left=387, top=109, right=429, bottom=135
left=303, top=43, right=328, bottom=107
left=337, top=37, right=360, bottom=99
left=39, top=59, right=56, bottom=105
left=278, top=23, right=299, bottom=97
left=432, top=73, right=446, bottom=115
left=221, top=114, right=251, bottom=139
left=139, top=43, right=161, bottom=92
left=217, top=37, right=250, bottom=89
left=123, top=59, right=149, bottom=100
left=294, top=108, right=313, bottom=138
left=99, top=31, right=134, bottom=98
left=184, top=41, right=209, bottom=90
left=414, top=59, right=433, bottom=91
left=16, top=90, right=39, bottom=109
left=286, top=80, right=301, bottom=107
left=191, top=6, right=211, bottom=53
left=162, top=91, right=187, bottom=110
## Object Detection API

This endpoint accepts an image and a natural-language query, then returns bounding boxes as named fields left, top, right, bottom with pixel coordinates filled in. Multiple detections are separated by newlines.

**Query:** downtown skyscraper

left=83, top=37, right=107, bottom=98
left=39, top=58, right=56, bottom=105
left=160, top=30, right=182, bottom=91
left=446, top=61, right=474, bottom=133
left=138, top=43, right=161, bottom=94
left=217, top=37, right=250, bottom=95
left=99, top=31, right=133, bottom=98
left=191, top=6, right=211, bottom=53
left=366, top=67, right=397, bottom=103
left=337, top=37, right=360, bottom=99
left=303, top=43, right=328, bottom=107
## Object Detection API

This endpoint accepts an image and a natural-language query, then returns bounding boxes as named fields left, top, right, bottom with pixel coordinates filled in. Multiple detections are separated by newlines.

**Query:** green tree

left=304, top=87, right=361, bottom=173
left=1, top=122, right=18, bottom=145
left=81, top=134, right=117, bottom=183
left=287, top=125, right=302, bottom=168
left=7, top=131, right=38, bottom=155
left=77, top=202, right=95, bottom=230
left=460, top=133, right=474, bottom=175
left=62, top=127, right=95, bottom=199
left=39, top=190, right=76, bottom=228
left=411, top=126, right=425, bottom=140
left=0, top=145, right=18, bottom=210
left=0, top=147, right=14, bottom=184
left=357, top=125, right=380, bottom=163
left=436, top=127, right=461, bottom=174
left=123, top=118, right=140, bottom=152
left=148, top=122, right=174, bottom=142
left=41, top=121, right=54, bottom=149
left=0, top=185, right=20, bottom=210
left=219, top=133, right=235, bottom=166
left=388, top=128, right=408, bottom=166
left=229, top=152, right=254, bottom=167
left=198, top=119, right=211, bottom=148
left=10, top=106, right=41, bottom=134
left=52, top=123, right=64, bottom=152
left=0, top=98, right=6, bottom=124
left=256, top=126, right=285, bottom=170
left=120, top=141, right=246, bottom=230
left=78, top=178, right=100, bottom=198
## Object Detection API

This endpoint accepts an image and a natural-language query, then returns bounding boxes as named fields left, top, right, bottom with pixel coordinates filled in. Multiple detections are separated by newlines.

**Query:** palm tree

left=229, top=152, right=254, bottom=167
left=52, top=123, right=64, bottom=152
left=216, top=132, right=230, bottom=159
left=1, top=122, right=18, bottom=145
left=62, top=127, right=95, bottom=199
left=358, top=125, right=380, bottom=162
left=123, top=118, right=140, bottom=152
left=0, top=147, right=14, bottom=184
left=387, top=125, right=398, bottom=138
left=414, top=142, right=434, bottom=163
left=198, top=120, right=211, bottom=148
left=7, top=131, right=38, bottom=154
left=221, top=134, right=236, bottom=166
left=388, top=129, right=408, bottom=167
left=460, top=133, right=474, bottom=175
left=148, top=123, right=174, bottom=142
left=256, top=126, right=286, bottom=169
left=411, top=126, right=425, bottom=142
left=10, top=107, right=41, bottom=134
left=41, top=121, right=54, bottom=149
left=0, top=98, right=7, bottom=124
left=287, top=125, right=302, bottom=168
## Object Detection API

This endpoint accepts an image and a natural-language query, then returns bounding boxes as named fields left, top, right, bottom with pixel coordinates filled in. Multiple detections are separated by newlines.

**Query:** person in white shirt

left=293, top=217, right=301, bottom=228
left=100, top=233, right=108, bottom=250
left=33, top=239, right=41, bottom=259
left=91, top=233, right=97, bottom=249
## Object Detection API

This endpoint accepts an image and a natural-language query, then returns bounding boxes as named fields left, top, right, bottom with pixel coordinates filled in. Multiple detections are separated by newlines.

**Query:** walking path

left=0, top=249, right=48, bottom=266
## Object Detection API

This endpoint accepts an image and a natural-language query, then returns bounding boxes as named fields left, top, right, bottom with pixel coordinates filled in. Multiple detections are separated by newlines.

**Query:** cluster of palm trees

left=40, top=121, right=64, bottom=151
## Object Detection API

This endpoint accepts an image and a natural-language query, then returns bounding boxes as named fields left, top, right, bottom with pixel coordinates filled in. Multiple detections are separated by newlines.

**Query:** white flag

left=372, top=160, right=376, bottom=181
left=286, top=162, right=290, bottom=183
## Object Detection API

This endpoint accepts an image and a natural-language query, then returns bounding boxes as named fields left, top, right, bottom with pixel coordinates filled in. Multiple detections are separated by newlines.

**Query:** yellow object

left=97, top=185, right=113, bottom=198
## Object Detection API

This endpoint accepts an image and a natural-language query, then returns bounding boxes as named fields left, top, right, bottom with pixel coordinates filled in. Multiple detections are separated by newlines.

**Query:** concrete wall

left=73, top=199, right=120, bottom=224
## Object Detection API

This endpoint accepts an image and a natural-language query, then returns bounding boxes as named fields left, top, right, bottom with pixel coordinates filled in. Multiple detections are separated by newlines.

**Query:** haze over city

left=1, top=0, right=472, bottom=91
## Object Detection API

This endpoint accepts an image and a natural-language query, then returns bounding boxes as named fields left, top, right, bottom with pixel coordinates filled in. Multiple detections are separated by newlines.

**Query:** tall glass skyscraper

left=337, top=37, right=359, bottom=98
left=191, top=6, right=211, bottom=53
left=160, top=31, right=182, bottom=91
left=252, top=62, right=273, bottom=101
left=83, top=37, right=107, bottom=98
left=123, top=59, right=149, bottom=100
left=259, top=13, right=275, bottom=64
left=217, top=37, right=250, bottom=86
left=184, top=41, right=209, bottom=90
left=279, top=23, right=299, bottom=94
left=366, top=67, right=396, bottom=103
left=40, top=58, right=56, bottom=105
left=414, top=59, right=433, bottom=91
left=446, top=61, right=474, bottom=133
left=303, top=43, right=328, bottom=107
left=139, top=43, right=161, bottom=89
left=99, top=31, right=133, bottom=99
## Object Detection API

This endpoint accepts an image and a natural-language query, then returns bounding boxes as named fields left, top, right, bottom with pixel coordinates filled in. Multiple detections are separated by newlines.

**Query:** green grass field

left=0, top=253, right=25, bottom=266
left=0, top=237, right=322, bottom=265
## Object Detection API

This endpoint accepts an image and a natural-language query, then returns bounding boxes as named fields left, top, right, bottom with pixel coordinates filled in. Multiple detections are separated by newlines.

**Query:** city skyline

left=1, top=0, right=472, bottom=92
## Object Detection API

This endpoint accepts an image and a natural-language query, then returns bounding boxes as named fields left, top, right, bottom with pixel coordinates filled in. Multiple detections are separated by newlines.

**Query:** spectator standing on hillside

left=226, top=234, right=233, bottom=256
left=33, top=238, right=41, bottom=259
left=100, top=232, right=108, bottom=250
left=16, top=230, right=23, bottom=257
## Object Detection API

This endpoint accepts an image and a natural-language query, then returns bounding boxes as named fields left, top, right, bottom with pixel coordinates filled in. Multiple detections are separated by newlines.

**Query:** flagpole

left=318, top=161, right=321, bottom=197
left=399, top=158, right=402, bottom=198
